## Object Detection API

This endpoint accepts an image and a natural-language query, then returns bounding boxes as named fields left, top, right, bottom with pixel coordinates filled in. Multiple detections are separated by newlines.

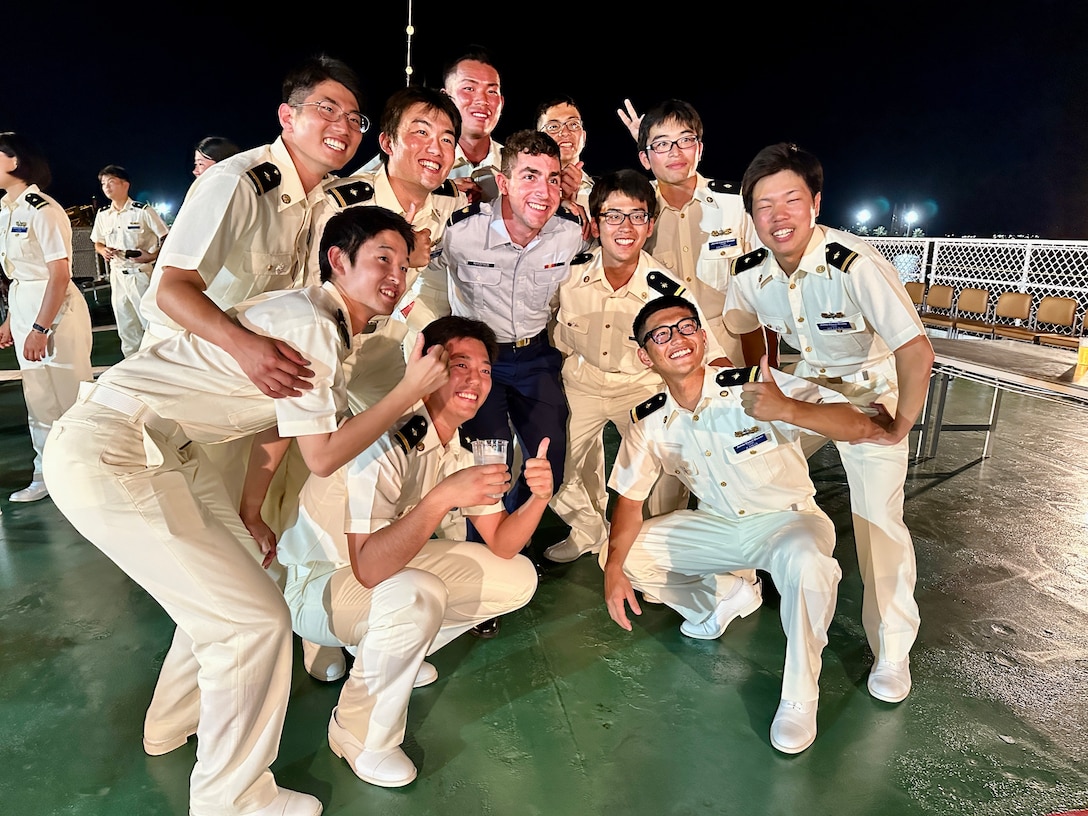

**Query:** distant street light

left=904, top=209, right=919, bottom=235
left=856, top=208, right=871, bottom=226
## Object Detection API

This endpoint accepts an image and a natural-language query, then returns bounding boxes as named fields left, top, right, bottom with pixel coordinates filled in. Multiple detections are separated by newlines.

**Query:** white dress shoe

left=199, top=787, right=321, bottom=816
left=413, top=661, right=438, bottom=688
left=328, top=707, right=417, bottom=788
left=543, top=537, right=600, bottom=563
left=680, top=578, right=762, bottom=640
left=868, top=657, right=912, bottom=703
left=10, top=481, right=49, bottom=502
left=303, top=641, right=347, bottom=683
left=770, top=699, right=818, bottom=754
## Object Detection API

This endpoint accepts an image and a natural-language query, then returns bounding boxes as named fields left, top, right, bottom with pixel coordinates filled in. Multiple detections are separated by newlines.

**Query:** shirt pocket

left=529, top=263, right=570, bottom=312
left=245, top=250, right=295, bottom=279
left=699, top=238, right=742, bottom=291
left=455, top=261, right=502, bottom=290
left=722, top=427, right=783, bottom=487
left=657, top=442, right=698, bottom=480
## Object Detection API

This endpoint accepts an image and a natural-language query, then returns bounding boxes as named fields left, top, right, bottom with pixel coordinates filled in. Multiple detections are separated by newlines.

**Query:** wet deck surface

left=1, top=331, right=1086, bottom=816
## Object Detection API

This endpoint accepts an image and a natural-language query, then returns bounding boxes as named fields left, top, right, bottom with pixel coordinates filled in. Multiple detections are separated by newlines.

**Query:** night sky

left=8, top=2, right=1088, bottom=239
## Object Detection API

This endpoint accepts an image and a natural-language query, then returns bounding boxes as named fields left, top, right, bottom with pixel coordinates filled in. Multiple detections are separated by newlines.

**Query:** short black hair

left=283, top=54, right=364, bottom=114
left=317, top=206, right=415, bottom=283
left=442, top=46, right=501, bottom=88
left=378, top=85, right=462, bottom=167
left=421, top=315, right=498, bottom=363
left=195, top=136, right=241, bottom=163
left=97, top=164, right=129, bottom=182
left=741, top=142, right=823, bottom=216
left=534, top=95, right=581, bottom=128
left=500, top=130, right=560, bottom=177
left=632, top=295, right=699, bottom=347
left=588, top=169, right=657, bottom=220
left=637, top=99, right=703, bottom=152
left=0, top=132, right=51, bottom=189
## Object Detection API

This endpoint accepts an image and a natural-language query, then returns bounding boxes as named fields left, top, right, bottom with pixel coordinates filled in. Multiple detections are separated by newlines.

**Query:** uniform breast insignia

left=826, top=242, right=859, bottom=273
left=132, top=200, right=146, bottom=209
left=335, top=309, right=351, bottom=350
left=24, top=193, right=49, bottom=210
left=555, top=205, right=582, bottom=225
left=630, top=392, right=667, bottom=423
left=820, top=311, right=846, bottom=319
left=731, top=247, right=768, bottom=275
left=450, top=201, right=482, bottom=226
left=646, top=270, right=686, bottom=298
left=707, top=179, right=741, bottom=195
left=715, top=367, right=760, bottom=389
left=245, top=162, right=283, bottom=196
left=394, top=415, right=429, bottom=454
left=325, top=180, right=375, bottom=209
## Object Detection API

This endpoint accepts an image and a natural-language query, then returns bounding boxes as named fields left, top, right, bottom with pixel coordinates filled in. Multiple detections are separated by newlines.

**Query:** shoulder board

left=98, top=204, right=110, bottom=212
left=731, top=247, right=768, bottom=276
left=555, top=205, right=581, bottom=225
left=646, top=269, right=686, bottom=298
left=245, top=162, right=282, bottom=196
left=325, top=180, right=374, bottom=208
left=707, top=179, right=741, bottom=195
left=335, top=309, right=351, bottom=350
left=570, top=251, right=594, bottom=266
left=630, top=392, right=667, bottom=423
left=450, top=201, right=482, bottom=226
left=24, top=193, right=49, bottom=210
left=825, top=242, right=860, bottom=273
left=393, top=415, right=429, bottom=454
left=433, top=180, right=459, bottom=198
left=132, top=200, right=146, bottom=209
left=715, top=366, right=760, bottom=388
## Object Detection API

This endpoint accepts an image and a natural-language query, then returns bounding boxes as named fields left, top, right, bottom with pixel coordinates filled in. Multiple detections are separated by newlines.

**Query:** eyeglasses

left=641, top=316, right=701, bottom=346
left=292, top=100, right=370, bottom=134
left=541, top=119, right=583, bottom=135
left=600, top=210, right=650, bottom=226
left=645, top=136, right=699, bottom=155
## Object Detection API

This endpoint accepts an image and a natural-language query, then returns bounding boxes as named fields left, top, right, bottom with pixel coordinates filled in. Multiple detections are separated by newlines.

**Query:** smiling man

left=270, top=315, right=544, bottom=789
left=536, top=95, right=593, bottom=215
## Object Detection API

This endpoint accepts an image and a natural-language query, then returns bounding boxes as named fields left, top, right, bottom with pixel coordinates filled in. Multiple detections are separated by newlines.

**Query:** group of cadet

left=0, top=43, right=934, bottom=816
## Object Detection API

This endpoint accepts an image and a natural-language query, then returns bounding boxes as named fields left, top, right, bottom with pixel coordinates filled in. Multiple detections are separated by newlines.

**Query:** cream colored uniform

left=645, top=174, right=756, bottom=364
left=549, top=248, right=726, bottom=555
left=569, top=167, right=593, bottom=214
left=724, top=226, right=925, bottom=665
left=0, top=185, right=93, bottom=481
left=606, top=364, right=843, bottom=703
left=278, top=405, right=537, bottom=755
left=89, top=196, right=168, bottom=356
left=41, top=283, right=354, bottom=816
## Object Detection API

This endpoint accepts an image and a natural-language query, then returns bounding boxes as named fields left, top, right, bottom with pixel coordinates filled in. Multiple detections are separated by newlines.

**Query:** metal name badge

left=733, top=433, right=769, bottom=454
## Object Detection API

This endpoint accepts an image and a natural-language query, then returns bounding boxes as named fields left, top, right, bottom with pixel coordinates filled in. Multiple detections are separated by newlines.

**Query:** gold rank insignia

left=246, top=162, right=282, bottom=196
left=731, top=247, right=767, bottom=275
left=825, top=242, right=859, bottom=273
left=715, top=366, right=760, bottom=387
left=630, top=392, right=667, bottom=423
left=394, top=415, right=429, bottom=454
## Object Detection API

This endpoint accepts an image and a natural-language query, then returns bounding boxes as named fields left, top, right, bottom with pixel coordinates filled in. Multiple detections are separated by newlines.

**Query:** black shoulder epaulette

left=433, top=180, right=459, bottom=198
left=630, top=392, right=667, bottom=423
left=571, top=251, right=594, bottom=266
left=132, top=200, right=146, bottom=209
left=393, top=415, right=429, bottom=454
left=715, top=366, right=760, bottom=388
left=646, top=269, right=686, bottom=297
left=450, top=201, right=482, bottom=226
left=731, top=247, right=767, bottom=275
left=245, top=162, right=282, bottom=196
left=707, top=179, right=741, bottom=195
left=24, top=193, right=49, bottom=210
left=555, top=205, right=581, bottom=225
left=325, top=180, right=374, bottom=208
left=825, top=242, right=860, bottom=273
left=98, top=204, right=110, bottom=212
left=335, top=309, right=351, bottom=350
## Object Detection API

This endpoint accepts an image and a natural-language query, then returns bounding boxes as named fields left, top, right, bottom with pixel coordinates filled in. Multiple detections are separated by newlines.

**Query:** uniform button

left=566, top=321, right=573, bottom=326
left=719, top=251, right=726, bottom=256
left=789, top=283, right=796, bottom=289
left=704, top=450, right=711, bottom=457
left=674, top=469, right=681, bottom=474
left=797, top=316, right=805, bottom=322
left=281, top=194, right=291, bottom=204
left=680, top=212, right=686, bottom=219
left=640, top=292, right=647, bottom=298
left=692, top=414, right=700, bottom=421
left=602, top=351, right=608, bottom=356
left=805, top=346, right=812, bottom=352
left=738, top=509, right=746, bottom=515
left=686, top=276, right=693, bottom=282
left=583, top=276, right=590, bottom=282
left=682, top=246, right=690, bottom=253
left=820, top=368, right=827, bottom=373
left=719, top=481, right=727, bottom=487
left=605, top=323, right=611, bottom=329
left=416, top=443, right=425, bottom=451
left=266, top=264, right=274, bottom=271
left=816, top=265, right=826, bottom=273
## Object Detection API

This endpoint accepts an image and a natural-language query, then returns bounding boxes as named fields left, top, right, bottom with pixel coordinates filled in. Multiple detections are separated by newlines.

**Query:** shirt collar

left=661, top=365, right=718, bottom=428
left=269, top=137, right=310, bottom=211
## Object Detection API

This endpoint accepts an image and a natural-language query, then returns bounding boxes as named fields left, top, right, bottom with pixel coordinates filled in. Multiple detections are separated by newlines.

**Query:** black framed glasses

left=600, top=210, right=650, bottom=226
left=641, top=316, right=701, bottom=346
left=541, top=119, right=583, bottom=135
left=645, top=136, right=699, bottom=155
left=292, top=100, right=370, bottom=134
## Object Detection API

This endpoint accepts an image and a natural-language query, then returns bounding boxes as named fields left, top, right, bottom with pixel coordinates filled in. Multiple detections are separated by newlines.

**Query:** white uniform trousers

left=285, top=541, right=538, bottom=753
left=604, top=506, right=840, bottom=703
left=110, top=266, right=150, bottom=357
left=42, top=390, right=292, bottom=816
left=551, top=359, right=688, bottom=554
left=9, top=278, right=92, bottom=479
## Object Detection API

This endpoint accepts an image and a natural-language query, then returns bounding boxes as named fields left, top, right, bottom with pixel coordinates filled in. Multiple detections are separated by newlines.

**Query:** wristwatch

left=31, top=322, right=51, bottom=335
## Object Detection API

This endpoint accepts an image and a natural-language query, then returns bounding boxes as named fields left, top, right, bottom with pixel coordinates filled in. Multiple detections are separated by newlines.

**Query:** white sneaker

left=328, top=707, right=417, bottom=788
left=770, top=699, right=818, bottom=754
left=414, top=661, right=438, bottom=688
left=303, top=641, right=347, bottom=683
left=868, top=657, right=912, bottom=703
left=679, top=579, right=763, bottom=640
left=543, top=537, right=600, bottom=563
left=10, top=481, right=48, bottom=502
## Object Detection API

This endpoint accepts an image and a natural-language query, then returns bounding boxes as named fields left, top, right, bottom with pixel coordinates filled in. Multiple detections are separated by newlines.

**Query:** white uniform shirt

left=89, top=197, right=168, bottom=274
left=277, top=404, right=501, bottom=568
left=570, top=168, right=593, bottom=214
left=429, top=198, right=585, bottom=343
left=99, top=282, right=352, bottom=444
left=724, top=226, right=926, bottom=378
left=140, top=138, right=325, bottom=336
left=0, top=185, right=72, bottom=281
left=608, top=364, right=843, bottom=519
left=553, top=248, right=726, bottom=378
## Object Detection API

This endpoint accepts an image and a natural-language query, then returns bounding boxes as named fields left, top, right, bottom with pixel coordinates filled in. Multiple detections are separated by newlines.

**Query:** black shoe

left=471, top=617, right=501, bottom=639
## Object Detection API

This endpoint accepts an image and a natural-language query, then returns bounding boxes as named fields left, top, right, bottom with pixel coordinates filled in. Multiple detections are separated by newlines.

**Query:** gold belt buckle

left=514, top=336, right=532, bottom=348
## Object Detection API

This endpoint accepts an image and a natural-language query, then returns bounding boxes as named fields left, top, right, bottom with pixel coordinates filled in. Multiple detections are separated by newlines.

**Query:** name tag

left=709, top=238, right=738, bottom=251
left=11, top=224, right=28, bottom=234
left=466, top=260, right=495, bottom=267
left=127, top=224, right=141, bottom=229
left=816, top=320, right=854, bottom=332
left=733, top=433, right=768, bottom=454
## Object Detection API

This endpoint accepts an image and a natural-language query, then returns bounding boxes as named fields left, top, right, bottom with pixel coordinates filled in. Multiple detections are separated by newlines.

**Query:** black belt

left=497, top=331, right=546, bottom=350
